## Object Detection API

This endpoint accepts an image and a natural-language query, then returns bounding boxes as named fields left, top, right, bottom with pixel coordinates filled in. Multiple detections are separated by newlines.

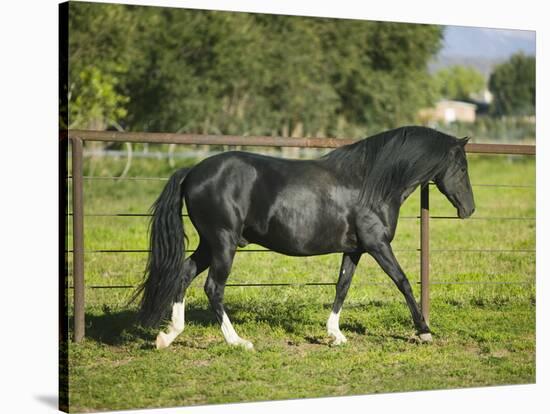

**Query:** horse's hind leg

left=327, top=252, right=361, bottom=345
left=204, top=234, right=253, bottom=350
left=156, top=243, right=211, bottom=349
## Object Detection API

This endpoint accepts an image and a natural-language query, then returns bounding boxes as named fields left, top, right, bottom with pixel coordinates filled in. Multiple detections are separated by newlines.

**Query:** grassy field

left=65, top=147, right=535, bottom=412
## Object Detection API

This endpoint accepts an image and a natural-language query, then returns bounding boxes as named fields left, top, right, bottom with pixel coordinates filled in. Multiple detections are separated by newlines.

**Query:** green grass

left=65, top=150, right=535, bottom=412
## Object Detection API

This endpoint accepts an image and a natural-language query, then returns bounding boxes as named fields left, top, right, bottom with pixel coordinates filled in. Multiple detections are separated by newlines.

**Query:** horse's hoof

left=329, top=334, right=348, bottom=346
left=228, top=339, right=254, bottom=350
left=418, top=333, right=433, bottom=343
left=156, top=332, right=170, bottom=349
left=240, top=340, right=254, bottom=350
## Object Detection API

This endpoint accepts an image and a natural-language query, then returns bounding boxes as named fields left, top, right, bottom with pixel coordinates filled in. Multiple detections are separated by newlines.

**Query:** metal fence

left=61, top=130, right=536, bottom=342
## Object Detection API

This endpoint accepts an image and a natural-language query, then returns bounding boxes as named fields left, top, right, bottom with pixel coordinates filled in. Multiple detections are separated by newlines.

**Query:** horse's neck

left=365, top=177, right=423, bottom=209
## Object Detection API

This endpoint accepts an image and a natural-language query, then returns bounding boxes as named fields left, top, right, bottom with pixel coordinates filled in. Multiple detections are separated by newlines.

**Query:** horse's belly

left=244, top=190, right=357, bottom=256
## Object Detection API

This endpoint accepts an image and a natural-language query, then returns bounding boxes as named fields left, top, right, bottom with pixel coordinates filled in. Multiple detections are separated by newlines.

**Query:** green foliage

left=67, top=4, right=443, bottom=135
left=68, top=297, right=534, bottom=411
left=315, top=20, right=442, bottom=133
left=69, top=67, right=129, bottom=129
left=433, top=65, right=486, bottom=100
left=68, top=2, right=139, bottom=129
left=489, top=53, right=536, bottom=116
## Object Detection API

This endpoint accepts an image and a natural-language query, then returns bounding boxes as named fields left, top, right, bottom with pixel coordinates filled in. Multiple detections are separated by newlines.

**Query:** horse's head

left=434, top=137, right=475, bottom=219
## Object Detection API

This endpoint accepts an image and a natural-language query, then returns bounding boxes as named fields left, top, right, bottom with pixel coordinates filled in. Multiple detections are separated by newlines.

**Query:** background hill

left=429, top=26, right=535, bottom=77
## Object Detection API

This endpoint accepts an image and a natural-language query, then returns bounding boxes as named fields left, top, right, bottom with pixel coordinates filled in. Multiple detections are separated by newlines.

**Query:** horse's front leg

left=367, top=241, right=432, bottom=342
left=327, top=252, right=362, bottom=345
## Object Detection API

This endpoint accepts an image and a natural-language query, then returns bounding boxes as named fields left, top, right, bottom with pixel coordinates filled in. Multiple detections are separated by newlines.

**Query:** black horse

left=134, top=126, right=475, bottom=349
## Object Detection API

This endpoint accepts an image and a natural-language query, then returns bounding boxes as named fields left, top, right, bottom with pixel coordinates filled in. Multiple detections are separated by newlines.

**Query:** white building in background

left=419, top=100, right=478, bottom=125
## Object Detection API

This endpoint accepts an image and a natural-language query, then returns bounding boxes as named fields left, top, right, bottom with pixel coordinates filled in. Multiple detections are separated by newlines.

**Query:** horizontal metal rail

left=64, top=129, right=536, bottom=155
left=66, top=130, right=356, bottom=148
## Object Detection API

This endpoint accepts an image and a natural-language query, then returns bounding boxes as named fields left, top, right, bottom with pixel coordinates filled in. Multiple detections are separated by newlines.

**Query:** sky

left=440, top=25, right=535, bottom=59
left=429, top=25, right=535, bottom=76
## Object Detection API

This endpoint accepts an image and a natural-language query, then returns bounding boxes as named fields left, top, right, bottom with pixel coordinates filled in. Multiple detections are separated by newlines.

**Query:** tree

left=122, top=10, right=342, bottom=136
left=315, top=20, right=442, bottom=133
left=67, top=3, right=443, bottom=136
left=67, top=2, right=138, bottom=129
left=68, top=66, right=129, bottom=129
left=433, top=65, right=486, bottom=101
left=489, top=53, right=535, bottom=116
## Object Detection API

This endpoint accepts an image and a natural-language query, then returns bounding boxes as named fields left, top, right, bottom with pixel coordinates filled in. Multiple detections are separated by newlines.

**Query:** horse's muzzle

left=458, top=206, right=475, bottom=219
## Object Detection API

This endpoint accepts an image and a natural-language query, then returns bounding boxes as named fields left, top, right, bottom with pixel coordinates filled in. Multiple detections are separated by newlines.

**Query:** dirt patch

left=491, top=349, right=511, bottom=358
left=191, top=359, right=211, bottom=367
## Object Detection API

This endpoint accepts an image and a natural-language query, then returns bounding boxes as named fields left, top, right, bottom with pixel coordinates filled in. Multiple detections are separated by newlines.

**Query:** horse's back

left=183, top=151, right=327, bottom=222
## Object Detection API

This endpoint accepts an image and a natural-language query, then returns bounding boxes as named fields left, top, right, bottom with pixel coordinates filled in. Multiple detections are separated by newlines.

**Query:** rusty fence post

left=72, top=137, right=85, bottom=342
left=420, top=184, right=430, bottom=325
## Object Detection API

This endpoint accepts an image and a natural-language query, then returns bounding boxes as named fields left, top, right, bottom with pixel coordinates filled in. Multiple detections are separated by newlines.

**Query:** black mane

left=323, top=126, right=459, bottom=207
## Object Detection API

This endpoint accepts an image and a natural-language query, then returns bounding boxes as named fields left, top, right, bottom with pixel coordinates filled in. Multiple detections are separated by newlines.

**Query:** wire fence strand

left=65, top=248, right=535, bottom=254
left=68, top=279, right=535, bottom=290
left=66, top=212, right=535, bottom=220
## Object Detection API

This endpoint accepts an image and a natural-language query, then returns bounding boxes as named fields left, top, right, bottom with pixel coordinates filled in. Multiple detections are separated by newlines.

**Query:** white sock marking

left=156, top=300, right=185, bottom=349
left=221, top=312, right=253, bottom=349
left=327, top=310, right=347, bottom=345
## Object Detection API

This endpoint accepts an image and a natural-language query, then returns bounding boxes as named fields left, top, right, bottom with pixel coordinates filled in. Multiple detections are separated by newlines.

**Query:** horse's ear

left=458, top=136, right=470, bottom=146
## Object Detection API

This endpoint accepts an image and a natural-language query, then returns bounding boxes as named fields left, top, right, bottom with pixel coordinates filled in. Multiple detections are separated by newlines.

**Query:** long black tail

left=132, top=167, right=190, bottom=328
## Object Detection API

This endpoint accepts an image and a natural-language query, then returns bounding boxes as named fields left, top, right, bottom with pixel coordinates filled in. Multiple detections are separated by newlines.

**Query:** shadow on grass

left=78, top=301, right=386, bottom=346
left=80, top=306, right=219, bottom=346
left=83, top=309, right=147, bottom=346
left=341, top=321, right=367, bottom=335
